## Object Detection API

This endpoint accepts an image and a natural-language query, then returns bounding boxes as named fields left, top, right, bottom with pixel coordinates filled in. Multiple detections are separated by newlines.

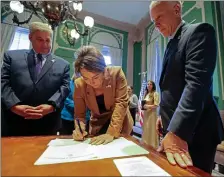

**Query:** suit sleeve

left=74, top=79, right=86, bottom=123
left=48, top=63, right=70, bottom=108
left=1, top=52, right=21, bottom=109
left=167, top=23, right=217, bottom=143
left=107, top=68, right=129, bottom=138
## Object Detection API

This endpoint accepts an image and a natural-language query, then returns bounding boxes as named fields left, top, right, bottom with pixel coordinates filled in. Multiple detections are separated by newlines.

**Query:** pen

left=76, top=118, right=83, bottom=134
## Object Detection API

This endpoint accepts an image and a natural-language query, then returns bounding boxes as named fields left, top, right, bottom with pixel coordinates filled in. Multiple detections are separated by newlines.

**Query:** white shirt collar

left=169, top=20, right=185, bottom=40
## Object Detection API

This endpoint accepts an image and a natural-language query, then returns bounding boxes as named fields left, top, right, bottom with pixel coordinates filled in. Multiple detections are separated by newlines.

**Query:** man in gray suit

left=150, top=1, right=224, bottom=173
left=1, top=22, right=70, bottom=136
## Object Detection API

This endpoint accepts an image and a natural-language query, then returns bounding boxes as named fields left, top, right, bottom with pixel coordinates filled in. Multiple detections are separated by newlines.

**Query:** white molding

left=90, top=26, right=124, bottom=49
left=214, top=3, right=224, bottom=100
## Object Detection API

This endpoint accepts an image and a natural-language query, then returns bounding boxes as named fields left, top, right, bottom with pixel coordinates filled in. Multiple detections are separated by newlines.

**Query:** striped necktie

left=36, top=53, right=43, bottom=76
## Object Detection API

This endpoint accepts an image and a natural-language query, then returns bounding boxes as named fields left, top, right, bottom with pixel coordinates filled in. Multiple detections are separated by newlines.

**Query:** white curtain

left=220, top=2, right=224, bottom=43
left=89, top=42, right=103, bottom=52
left=147, top=41, right=156, bottom=81
left=1, top=23, right=16, bottom=64
left=146, top=38, right=162, bottom=93
left=109, top=47, right=122, bottom=66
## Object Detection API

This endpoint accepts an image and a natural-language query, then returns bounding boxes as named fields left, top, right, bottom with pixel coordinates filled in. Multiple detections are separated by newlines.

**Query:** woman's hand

left=72, top=120, right=88, bottom=141
left=90, top=134, right=114, bottom=145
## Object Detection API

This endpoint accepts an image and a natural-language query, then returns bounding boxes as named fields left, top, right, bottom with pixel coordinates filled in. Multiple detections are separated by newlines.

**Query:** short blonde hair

left=150, top=1, right=183, bottom=10
left=29, top=22, right=53, bottom=35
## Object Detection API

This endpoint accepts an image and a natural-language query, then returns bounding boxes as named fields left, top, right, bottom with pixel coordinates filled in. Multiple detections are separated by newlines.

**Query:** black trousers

left=160, top=105, right=219, bottom=174
left=188, top=139, right=217, bottom=174
left=2, top=110, right=61, bottom=136
left=129, top=108, right=136, bottom=126
left=159, top=133, right=217, bottom=174
left=60, top=119, right=74, bottom=135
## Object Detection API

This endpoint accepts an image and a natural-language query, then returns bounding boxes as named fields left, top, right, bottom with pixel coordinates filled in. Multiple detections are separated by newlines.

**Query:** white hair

left=150, top=1, right=183, bottom=10
left=29, top=22, right=53, bottom=35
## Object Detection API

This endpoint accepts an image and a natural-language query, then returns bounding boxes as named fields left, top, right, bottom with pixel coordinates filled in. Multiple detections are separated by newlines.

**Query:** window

left=9, top=27, right=30, bottom=50
left=101, top=46, right=111, bottom=65
left=104, top=55, right=111, bottom=65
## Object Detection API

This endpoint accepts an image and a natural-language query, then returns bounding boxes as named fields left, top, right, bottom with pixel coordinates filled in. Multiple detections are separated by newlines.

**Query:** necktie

left=36, top=53, right=43, bottom=76
left=164, top=39, right=173, bottom=58
left=162, top=39, right=174, bottom=67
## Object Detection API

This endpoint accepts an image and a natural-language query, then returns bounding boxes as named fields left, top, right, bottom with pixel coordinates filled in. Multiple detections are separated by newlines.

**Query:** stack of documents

left=113, top=156, right=171, bottom=176
left=34, top=137, right=149, bottom=165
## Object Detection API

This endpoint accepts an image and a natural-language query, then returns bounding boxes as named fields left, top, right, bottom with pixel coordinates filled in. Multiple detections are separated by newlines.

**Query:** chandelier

left=9, top=1, right=94, bottom=46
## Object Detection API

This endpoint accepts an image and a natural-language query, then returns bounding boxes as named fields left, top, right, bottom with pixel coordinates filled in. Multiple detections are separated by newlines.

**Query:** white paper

left=47, top=138, right=90, bottom=146
left=113, top=156, right=171, bottom=176
left=35, top=143, right=97, bottom=165
left=35, top=137, right=149, bottom=165
left=92, top=137, right=149, bottom=159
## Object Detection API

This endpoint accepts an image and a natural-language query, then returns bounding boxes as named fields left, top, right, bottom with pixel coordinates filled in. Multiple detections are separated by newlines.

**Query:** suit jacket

left=1, top=49, right=70, bottom=136
left=159, top=22, right=224, bottom=145
left=74, top=66, right=134, bottom=138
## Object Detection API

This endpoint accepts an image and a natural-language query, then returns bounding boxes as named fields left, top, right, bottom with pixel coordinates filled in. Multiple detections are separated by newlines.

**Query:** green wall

left=133, top=42, right=142, bottom=96
left=212, top=1, right=224, bottom=109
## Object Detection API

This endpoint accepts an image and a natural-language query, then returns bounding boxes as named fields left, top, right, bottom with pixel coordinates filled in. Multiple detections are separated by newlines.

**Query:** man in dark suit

left=150, top=1, right=224, bottom=173
left=1, top=22, right=70, bottom=136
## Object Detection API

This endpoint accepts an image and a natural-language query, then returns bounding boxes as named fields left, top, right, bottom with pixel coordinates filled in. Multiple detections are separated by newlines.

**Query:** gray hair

left=74, top=45, right=106, bottom=73
left=150, top=1, right=183, bottom=10
left=29, top=22, right=53, bottom=35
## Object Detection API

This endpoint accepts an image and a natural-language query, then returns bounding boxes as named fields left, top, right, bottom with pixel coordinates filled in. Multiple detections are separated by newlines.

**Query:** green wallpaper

left=54, top=48, right=76, bottom=76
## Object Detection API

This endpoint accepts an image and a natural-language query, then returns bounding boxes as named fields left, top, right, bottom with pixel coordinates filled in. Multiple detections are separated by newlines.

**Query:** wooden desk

left=2, top=136, right=210, bottom=176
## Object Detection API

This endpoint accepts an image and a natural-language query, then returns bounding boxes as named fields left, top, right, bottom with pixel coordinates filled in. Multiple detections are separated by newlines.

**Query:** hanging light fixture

left=9, top=1, right=94, bottom=46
